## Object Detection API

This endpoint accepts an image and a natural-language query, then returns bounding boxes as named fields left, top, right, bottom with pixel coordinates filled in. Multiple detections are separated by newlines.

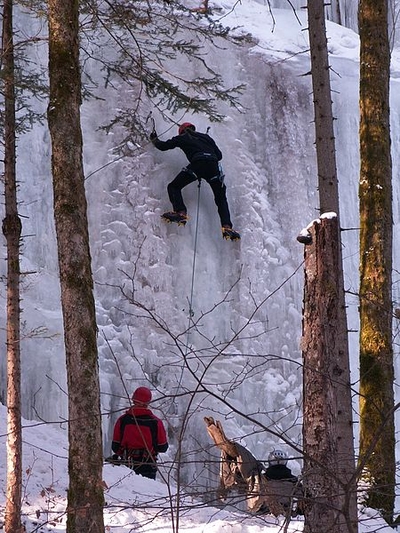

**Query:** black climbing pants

left=167, top=159, right=232, bottom=228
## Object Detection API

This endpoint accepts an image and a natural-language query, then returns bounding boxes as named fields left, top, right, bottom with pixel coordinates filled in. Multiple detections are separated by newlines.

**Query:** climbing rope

left=177, top=177, right=202, bottom=396
left=187, top=177, right=202, bottom=322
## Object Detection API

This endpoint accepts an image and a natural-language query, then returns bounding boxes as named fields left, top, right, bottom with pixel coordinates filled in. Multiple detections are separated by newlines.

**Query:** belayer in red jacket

left=150, top=122, right=240, bottom=241
left=112, top=387, right=168, bottom=479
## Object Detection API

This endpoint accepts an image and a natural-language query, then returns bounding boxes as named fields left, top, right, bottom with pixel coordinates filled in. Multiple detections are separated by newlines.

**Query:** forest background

left=1, top=0, right=400, bottom=531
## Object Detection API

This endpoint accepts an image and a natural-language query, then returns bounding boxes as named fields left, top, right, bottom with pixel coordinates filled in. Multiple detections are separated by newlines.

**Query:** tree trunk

left=358, top=0, right=394, bottom=522
left=204, top=417, right=240, bottom=458
left=47, top=1, right=105, bottom=532
left=306, top=2, right=358, bottom=530
left=307, top=0, right=338, bottom=214
left=2, top=1, right=24, bottom=531
left=301, top=216, right=357, bottom=533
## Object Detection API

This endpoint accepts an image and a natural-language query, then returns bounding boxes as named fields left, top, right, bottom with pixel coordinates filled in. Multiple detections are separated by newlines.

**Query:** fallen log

left=204, top=416, right=300, bottom=517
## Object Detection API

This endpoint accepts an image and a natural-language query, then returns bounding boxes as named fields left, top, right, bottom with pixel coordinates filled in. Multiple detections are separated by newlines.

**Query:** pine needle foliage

left=3, top=1, right=246, bottom=146
left=0, top=13, right=48, bottom=137
left=80, top=0, right=246, bottom=146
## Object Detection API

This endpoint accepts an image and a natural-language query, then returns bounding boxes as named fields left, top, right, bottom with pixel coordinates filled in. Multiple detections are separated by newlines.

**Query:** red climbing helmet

left=132, top=386, right=152, bottom=405
left=178, top=122, right=196, bottom=135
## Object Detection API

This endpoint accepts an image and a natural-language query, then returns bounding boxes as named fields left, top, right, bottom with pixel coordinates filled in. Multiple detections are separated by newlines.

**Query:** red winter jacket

left=112, top=406, right=168, bottom=460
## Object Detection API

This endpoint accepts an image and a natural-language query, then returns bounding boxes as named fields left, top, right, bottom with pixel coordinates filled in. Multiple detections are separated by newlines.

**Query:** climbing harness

left=209, top=163, right=225, bottom=185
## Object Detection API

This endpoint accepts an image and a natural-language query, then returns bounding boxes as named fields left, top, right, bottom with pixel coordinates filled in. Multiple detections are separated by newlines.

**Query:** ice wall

left=0, top=2, right=399, bottom=486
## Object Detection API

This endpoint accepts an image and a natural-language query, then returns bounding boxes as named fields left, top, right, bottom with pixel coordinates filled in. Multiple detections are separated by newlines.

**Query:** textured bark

left=302, top=217, right=357, bottom=533
left=358, top=0, right=394, bottom=521
left=204, top=417, right=240, bottom=458
left=306, top=2, right=358, bottom=530
left=2, top=1, right=24, bottom=531
left=47, top=1, right=105, bottom=532
left=307, top=0, right=338, bottom=214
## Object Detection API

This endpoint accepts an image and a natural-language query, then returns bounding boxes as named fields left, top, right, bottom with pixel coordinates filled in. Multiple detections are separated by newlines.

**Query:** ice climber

left=150, top=122, right=240, bottom=241
left=264, top=449, right=299, bottom=482
left=261, top=449, right=305, bottom=516
left=111, top=386, right=168, bottom=480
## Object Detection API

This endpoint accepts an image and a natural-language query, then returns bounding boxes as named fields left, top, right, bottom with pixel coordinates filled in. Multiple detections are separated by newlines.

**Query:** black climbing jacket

left=153, top=130, right=222, bottom=164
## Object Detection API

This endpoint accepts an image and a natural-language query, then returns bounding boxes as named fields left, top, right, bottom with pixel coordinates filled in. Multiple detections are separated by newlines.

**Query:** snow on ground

left=0, top=405, right=396, bottom=532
